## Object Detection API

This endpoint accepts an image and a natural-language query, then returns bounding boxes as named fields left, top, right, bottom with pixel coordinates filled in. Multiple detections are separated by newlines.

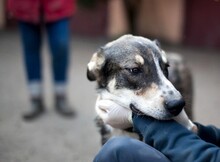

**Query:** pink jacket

left=8, top=0, right=76, bottom=23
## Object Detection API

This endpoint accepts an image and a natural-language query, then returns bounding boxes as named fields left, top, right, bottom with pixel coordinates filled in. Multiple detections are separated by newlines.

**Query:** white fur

left=154, top=54, right=182, bottom=102
left=161, top=50, right=168, bottom=64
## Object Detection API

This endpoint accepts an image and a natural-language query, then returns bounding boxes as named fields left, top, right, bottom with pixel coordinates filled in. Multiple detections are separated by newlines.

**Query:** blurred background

left=0, top=0, right=220, bottom=161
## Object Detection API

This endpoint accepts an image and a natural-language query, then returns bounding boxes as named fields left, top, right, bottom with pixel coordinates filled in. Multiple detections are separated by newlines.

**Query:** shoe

left=23, top=97, right=45, bottom=121
left=55, top=94, right=75, bottom=117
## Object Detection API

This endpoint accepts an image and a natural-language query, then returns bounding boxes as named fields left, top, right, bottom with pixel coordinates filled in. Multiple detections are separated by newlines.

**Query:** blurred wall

left=137, top=0, right=185, bottom=44
left=71, top=1, right=107, bottom=36
left=107, top=0, right=129, bottom=38
left=184, top=0, right=220, bottom=48
left=0, top=0, right=6, bottom=29
left=2, top=0, right=220, bottom=48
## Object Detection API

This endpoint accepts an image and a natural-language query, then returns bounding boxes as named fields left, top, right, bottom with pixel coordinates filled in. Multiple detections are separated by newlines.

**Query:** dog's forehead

left=103, top=35, right=161, bottom=62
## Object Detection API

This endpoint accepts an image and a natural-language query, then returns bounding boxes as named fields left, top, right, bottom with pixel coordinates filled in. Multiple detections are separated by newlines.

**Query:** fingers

left=100, top=91, right=130, bottom=108
left=96, top=99, right=125, bottom=120
left=95, top=98, right=132, bottom=129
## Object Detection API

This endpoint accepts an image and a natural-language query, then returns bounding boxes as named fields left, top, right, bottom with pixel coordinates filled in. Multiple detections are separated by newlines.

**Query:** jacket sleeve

left=195, top=122, right=220, bottom=147
left=132, top=114, right=220, bottom=162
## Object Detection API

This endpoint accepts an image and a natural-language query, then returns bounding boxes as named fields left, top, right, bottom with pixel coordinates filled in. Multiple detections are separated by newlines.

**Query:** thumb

left=95, top=99, right=117, bottom=120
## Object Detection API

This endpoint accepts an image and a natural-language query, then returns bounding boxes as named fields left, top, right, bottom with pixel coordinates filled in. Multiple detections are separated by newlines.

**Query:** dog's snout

left=165, top=98, right=185, bottom=116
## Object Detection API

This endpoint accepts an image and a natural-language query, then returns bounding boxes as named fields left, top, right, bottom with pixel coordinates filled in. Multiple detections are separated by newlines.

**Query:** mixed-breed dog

left=87, top=35, right=197, bottom=145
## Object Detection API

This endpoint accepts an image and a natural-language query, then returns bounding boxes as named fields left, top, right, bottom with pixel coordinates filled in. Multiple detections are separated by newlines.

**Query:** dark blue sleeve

left=195, top=122, right=220, bottom=147
left=132, top=114, right=220, bottom=162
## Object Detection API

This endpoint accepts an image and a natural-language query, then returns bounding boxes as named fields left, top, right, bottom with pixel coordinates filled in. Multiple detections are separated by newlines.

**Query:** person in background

left=7, top=0, right=76, bottom=121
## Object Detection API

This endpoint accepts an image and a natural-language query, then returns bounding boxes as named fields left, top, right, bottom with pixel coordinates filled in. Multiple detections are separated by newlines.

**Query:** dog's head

left=87, top=35, right=185, bottom=120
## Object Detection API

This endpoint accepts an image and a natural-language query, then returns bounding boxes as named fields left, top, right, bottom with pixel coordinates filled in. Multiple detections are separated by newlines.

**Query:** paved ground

left=0, top=30, right=220, bottom=162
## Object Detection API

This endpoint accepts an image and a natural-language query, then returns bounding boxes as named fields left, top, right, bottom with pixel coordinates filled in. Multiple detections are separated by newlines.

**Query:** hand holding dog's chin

left=95, top=98, right=133, bottom=129
left=173, top=110, right=198, bottom=133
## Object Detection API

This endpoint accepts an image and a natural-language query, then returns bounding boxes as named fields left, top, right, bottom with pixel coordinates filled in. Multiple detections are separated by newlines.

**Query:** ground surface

left=0, top=30, right=220, bottom=162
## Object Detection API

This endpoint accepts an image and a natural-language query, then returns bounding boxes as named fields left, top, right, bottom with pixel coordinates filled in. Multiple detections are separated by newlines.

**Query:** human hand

left=95, top=96, right=133, bottom=129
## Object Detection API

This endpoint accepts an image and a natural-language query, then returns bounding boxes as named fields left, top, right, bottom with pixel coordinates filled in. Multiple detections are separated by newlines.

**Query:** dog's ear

left=153, top=39, right=168, bottom=63
left=153, top=39, right=161, bottom=48
left=87, top=49, right=105, bottom=81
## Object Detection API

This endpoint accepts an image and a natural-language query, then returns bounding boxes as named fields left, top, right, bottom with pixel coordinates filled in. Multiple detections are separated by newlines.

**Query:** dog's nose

left=165, top=98, right=185, bottom=116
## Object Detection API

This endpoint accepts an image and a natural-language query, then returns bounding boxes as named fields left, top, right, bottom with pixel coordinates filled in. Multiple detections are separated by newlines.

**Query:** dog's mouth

left=130, top=103, right=145, bottom=115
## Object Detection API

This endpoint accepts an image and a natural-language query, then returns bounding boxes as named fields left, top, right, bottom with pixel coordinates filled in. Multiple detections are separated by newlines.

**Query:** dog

left=87, top=35, right=196, bottom=144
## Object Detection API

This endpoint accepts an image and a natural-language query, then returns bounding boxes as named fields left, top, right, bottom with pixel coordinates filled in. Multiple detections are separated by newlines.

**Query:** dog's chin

left=153, top=114, right=174, bottom=120
left=145, top=113, right=174, bottom=120
left=130, top=104, right=145, bottom=116
left=130, top=104, right=174, bottom=120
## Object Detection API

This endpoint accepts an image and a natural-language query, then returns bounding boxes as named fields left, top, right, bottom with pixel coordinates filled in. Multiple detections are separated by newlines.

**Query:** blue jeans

left=93, top=137, right=170, bottom=162
left=18, top=18, right=70, bottom=83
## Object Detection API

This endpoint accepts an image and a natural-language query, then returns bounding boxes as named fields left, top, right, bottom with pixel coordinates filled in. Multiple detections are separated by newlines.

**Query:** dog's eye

left=127, top=68, right=143, bottom=75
